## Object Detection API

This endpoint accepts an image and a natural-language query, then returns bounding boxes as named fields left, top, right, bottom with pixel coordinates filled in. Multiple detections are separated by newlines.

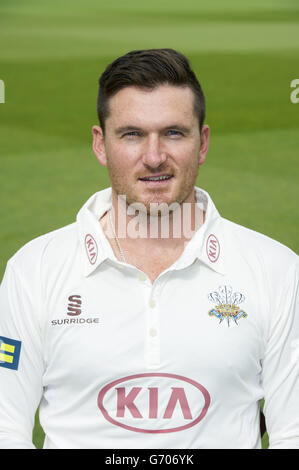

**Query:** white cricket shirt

left=0, top=186, right=298, bottom=449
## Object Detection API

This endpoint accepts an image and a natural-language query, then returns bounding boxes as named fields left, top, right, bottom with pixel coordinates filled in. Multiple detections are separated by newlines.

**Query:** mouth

left=138, top=174, right=174, bottom=185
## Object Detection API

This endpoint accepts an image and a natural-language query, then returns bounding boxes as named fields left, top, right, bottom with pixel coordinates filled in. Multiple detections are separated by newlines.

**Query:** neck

left=109, top=190, right=204, bottom=247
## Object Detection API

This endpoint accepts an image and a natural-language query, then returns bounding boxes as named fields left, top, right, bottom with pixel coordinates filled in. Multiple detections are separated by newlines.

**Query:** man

left=0, top=49, right=298, bottom=449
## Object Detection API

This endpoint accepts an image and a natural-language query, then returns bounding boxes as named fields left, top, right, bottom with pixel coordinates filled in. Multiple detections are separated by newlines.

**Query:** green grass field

left=1, top=0, right=298, bottom=450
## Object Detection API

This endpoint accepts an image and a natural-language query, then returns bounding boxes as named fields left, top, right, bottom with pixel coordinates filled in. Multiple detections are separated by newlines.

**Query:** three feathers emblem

left=208, top=285, right=247, bottom=326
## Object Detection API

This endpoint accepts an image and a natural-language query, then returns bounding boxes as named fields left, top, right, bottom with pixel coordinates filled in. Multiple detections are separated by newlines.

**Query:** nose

left=141, top=134, right=167, bottom=170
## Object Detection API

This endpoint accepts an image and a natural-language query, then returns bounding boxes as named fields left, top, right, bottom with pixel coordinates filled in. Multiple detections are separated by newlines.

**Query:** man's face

left=93, top=84, right=209, bottom=211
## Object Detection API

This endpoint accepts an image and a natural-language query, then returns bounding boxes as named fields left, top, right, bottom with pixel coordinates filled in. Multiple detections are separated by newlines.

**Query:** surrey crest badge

left=208, top=285, right=247, bottom=327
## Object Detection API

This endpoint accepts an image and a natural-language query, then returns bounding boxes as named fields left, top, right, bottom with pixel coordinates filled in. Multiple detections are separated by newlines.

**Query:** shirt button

left=138, top=272, right=147, bottom=282
left=149, top=299, right=156, bottom=308
left=149, top=328, right=158, bottom=337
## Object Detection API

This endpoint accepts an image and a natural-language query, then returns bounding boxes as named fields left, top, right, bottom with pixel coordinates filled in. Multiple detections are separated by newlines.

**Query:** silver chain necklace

left=109, top=208, right=127, bottom=263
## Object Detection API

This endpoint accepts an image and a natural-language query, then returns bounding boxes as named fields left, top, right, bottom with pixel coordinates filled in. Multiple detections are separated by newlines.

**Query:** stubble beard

left=107, top=160, right=199, bottom=216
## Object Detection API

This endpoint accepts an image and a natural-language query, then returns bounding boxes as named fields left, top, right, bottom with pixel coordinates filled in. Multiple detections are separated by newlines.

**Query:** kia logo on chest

left=98, top=373, right=210, bottom=433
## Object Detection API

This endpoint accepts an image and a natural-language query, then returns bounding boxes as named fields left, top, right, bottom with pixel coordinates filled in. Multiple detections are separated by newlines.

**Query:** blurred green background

left=1, top=0, right=299, bottom=450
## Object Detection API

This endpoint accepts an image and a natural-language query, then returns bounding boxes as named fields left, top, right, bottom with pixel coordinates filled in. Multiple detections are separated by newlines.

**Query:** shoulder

left=221, top=217, right=298, bottom=276
left=7, top=222, right=79, bottom=276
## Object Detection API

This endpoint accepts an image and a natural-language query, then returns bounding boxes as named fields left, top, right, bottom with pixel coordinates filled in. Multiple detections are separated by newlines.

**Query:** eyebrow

left=114, top=125, right=191, bottom=136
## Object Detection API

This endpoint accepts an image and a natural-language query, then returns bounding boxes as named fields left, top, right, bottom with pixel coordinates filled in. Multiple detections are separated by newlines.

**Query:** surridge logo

left=67, top=294, right=82, bottom=316
left=51, top=294, right=100, bottom=326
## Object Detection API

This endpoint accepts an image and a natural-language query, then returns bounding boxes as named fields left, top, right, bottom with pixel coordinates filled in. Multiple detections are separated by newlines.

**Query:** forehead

left=106, top=85, right=197, bottom=128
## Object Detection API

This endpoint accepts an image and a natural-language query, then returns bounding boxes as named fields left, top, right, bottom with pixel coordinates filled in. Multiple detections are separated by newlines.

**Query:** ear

left=198, top=124, right=210, bottom=167
left=92, top=125, right=107, bottom=166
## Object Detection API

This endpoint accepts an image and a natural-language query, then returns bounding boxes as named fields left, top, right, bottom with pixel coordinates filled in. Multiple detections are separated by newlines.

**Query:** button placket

left=145, top=286, right=161, bottom=369
left=138, top=272, right=147, bottom=282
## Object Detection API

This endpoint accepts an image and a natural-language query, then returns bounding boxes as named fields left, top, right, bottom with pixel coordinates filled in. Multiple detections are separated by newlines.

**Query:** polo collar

left=76, top=187, right=114, bottom=277
left=172, top=187, right=226, bottom=275
left=76, top=186, right=226, bottom=277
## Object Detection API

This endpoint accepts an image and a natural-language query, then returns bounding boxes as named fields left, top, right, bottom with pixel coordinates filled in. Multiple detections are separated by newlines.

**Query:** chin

left=141, top=195, right=185, bottom=216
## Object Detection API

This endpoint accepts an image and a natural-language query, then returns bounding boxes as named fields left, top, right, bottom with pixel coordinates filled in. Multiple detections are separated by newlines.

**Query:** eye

left=123, top=131, right=142, bottom=138
left=166, top=130, right=183, bottom=137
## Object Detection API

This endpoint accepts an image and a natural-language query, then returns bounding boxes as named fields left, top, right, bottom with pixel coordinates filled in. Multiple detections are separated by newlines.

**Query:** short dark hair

left=97, top=48, right=206, bottom=134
